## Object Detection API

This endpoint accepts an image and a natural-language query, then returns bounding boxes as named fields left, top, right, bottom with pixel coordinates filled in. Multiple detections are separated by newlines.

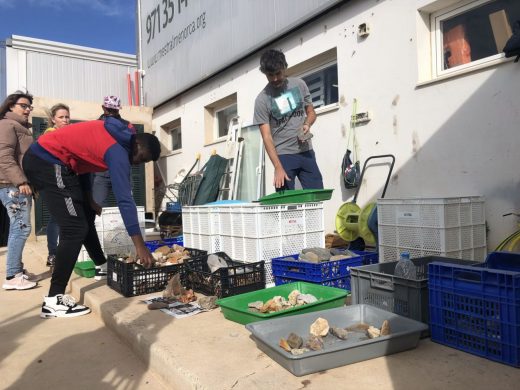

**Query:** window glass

left=216, top=104, right=237, bottom=138
left=302, top=63, right=338, bottom=109
left=171, top=127, right=182, bottom=151
left=440, top=0, right=520, bottom=70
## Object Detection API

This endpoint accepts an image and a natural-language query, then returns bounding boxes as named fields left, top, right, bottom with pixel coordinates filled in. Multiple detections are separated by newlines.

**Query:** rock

left=290, top=348, right=309, bottom=356
left=299, top=252, right=320, bottom=263
left=367, top=326, right=381, bottom=339
left=288, top=290, right=300, bottom=306
left=329, top=248, right=357, bottom=257
left=279, top=338, right=291, bottom=352
left=380, top=320, right=391, bottom=336
left=297, top=294, right=318, bottom=305
left=154, top=245, right=171, bottom=256
left=207, top=254, right=229, bottom=273
left=301, top=247, right=331, bottom=261
left=148, top=301, right=169, bottom=310
left=287, top=332, right=303, bottom=349
left=330, top=327, right=349, bottom=340
left=248, top=301, right=263, bottom=310
left=310, top=317, right=330, bottom=337
left=198, top=296, right=218, bottom=310
left=329, top=255, right=351, bottom=261
left=305, top=335, right=324, bottom=351
left=163, top=273, right=184, bottom=298
left=346, top=322, right=370, bottom=332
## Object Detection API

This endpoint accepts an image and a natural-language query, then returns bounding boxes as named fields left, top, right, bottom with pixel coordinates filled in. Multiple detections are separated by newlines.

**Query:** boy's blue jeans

left=0, top=187, right=32, bottom=277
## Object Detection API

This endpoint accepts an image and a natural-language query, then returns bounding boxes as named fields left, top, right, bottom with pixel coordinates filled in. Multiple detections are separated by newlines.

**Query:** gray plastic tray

left=245, top=304, right=428, bottom=376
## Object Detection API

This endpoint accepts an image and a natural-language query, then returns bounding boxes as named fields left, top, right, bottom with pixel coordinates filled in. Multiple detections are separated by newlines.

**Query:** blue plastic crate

left=271, top=250, right=377, bottom=282
left=275, top=275, right=353, bottom=291
left=428, top=261, right=520, bottom=367
left=145, top=236, right=184, bottom=252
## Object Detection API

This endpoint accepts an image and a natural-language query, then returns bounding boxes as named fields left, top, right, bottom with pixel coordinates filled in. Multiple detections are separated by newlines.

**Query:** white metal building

left=0, top=35, right=155, bottom=237
left=141, top=0, right=519, bottom=251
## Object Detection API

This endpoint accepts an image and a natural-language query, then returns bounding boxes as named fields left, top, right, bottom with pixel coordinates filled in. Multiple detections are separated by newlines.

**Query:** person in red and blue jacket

left=23, top=116, right=161, bottom=318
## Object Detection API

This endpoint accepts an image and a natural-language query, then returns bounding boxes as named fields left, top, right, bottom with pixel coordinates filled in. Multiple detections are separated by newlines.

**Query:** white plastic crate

left=76, top=207, right=145, bottom=261
left=182, top=202, right=325, bottom=284
left=377, top=197, right=486, bottom=262
left=377, top=197, right=485, bottom=228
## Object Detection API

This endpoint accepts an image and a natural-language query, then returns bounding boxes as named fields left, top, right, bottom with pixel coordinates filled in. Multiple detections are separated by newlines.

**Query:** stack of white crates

left=183, top=202, right=325, bottom=285
left=377, top=197, right=487, bottom=262
left=77, top=206, right=146, bottom=261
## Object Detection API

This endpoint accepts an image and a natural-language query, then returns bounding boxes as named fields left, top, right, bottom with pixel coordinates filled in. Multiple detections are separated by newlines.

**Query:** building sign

left=138, top=0, right=344, bottom=107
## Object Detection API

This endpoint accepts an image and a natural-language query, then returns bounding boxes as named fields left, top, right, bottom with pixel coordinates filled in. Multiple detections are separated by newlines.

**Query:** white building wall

left=151, top=0, right=520, bottom=250
left=3, top=35, right=138, bottom=105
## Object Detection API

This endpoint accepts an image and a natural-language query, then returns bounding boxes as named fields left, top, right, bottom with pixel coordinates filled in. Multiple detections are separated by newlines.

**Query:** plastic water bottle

left=394, top=251, right=417, bottom=279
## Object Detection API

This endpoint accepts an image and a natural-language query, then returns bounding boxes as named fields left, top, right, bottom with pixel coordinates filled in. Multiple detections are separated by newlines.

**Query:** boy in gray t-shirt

left=253, top=49, right=323, bottom=190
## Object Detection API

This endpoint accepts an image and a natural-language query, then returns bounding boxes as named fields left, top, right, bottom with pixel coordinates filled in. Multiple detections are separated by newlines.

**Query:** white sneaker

left=3, top=272, right=38, bottom=290
left=95, top=263, right=107, bottom=281
left=23, top=269, right=41, bottom=283
left=40, top=294, right=91, bottom=318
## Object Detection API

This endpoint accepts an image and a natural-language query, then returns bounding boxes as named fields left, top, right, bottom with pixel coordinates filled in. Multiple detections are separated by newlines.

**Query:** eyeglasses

left=14, top=103, right=34, bottom=111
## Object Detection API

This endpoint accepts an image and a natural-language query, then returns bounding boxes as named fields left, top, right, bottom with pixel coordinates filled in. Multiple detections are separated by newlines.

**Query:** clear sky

left=0, top=0, right=136, bottom=54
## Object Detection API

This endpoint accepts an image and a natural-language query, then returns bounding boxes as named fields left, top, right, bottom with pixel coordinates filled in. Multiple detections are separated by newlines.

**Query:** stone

left=380, top=320, right=391, bottom=336
left=198, top=296, right=218, bottom=310
left=301, top=247, right=331, bottom=261
left=148, top=301, right=169, bottom=310
left=288, top=290, right=300, bottom=306
left=367, top=326, right=381, bottom=339
left=347, top=323, right=370, bottom=332
left=248, top=301, right=263, bottom=310
left=329, top=255, right=351, bottom=261
left=154, top=245, right=171, bottom=256
left=287, top=332, right=303, bottom=349
left=298, top=252, right=320, bottom=263
left=297, top=293, right=318, bottom=305
left=290, top=348, right=309, bottom=356
left=279, top=338, right=291, bottom=352
left=330, top=327, right=349, bottom=340
left=305, top=335, right=324, bottom=351
left=310, top=317, right=329, bottom=337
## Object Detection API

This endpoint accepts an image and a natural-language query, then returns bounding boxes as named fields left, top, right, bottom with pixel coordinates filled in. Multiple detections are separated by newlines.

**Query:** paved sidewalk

left=0, top=239, right=167, bottom=390
left=2, top=239, right=520, bottom=390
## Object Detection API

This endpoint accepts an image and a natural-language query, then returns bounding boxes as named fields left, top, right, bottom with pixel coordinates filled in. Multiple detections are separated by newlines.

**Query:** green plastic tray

left=259, top=189, right=333, bottom=205
left=74, top=260, right=95, bottom=278
left=216, top=281, right=348, bottom=325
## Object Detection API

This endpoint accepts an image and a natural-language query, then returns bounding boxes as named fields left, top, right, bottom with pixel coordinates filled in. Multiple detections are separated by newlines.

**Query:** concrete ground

left=1, top=238, right=519, bottom=390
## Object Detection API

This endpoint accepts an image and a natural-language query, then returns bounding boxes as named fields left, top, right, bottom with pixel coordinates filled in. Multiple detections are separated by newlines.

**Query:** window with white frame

left=161, top=118, right=182, bottom=152
left=204, top=93, right=237, bottom=143
left=215, top=103, right=237, bottom=138
left=300, top=62, right=338, bottom=109
left=431, top=0, right=520, bottom=76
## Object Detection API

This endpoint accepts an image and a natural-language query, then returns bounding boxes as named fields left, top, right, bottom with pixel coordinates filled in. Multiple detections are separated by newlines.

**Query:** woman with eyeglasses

left=0, top=91, right=38, bottom=290
left=43, top=103, right=71, bottom=268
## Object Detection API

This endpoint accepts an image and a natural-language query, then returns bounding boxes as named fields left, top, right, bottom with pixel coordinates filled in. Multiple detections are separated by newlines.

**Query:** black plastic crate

left=350, top=256, right=480, bottom=336
left=185, top=252, right=265, bottom=298
left=107, top=247, right=207, bottom=297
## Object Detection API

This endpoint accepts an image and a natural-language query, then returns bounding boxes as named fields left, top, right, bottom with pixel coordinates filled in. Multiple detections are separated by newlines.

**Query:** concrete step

left=69, top=268, right=520, bottom=390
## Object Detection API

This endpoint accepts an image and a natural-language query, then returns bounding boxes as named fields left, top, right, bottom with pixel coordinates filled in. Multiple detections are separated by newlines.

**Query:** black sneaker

left=46, top=255, right=56, bottom=267
left=41, top=294, right=91, bottom=318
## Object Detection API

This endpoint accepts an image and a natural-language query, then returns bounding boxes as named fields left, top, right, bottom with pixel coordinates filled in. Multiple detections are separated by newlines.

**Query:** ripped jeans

left=0, top=186, right=32, bottom=277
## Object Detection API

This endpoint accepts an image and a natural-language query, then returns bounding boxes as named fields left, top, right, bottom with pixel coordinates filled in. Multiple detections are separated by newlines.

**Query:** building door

left=31, top=117, right=146, bottom=235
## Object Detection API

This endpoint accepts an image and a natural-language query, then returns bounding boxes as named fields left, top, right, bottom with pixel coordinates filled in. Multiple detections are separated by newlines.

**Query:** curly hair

left=259, top=49, right=288, bottom=74
left=0, top=90, right=34, bottom=118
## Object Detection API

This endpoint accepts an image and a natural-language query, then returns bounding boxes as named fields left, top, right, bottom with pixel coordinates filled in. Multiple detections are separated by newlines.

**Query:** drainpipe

left=127, top=67, right=132, bottom=106
left=134, top=70, right=140, bottom=107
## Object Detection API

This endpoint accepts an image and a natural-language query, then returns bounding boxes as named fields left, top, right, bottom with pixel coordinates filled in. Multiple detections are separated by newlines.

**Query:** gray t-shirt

left=253, top=77, right=312, bottom=155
